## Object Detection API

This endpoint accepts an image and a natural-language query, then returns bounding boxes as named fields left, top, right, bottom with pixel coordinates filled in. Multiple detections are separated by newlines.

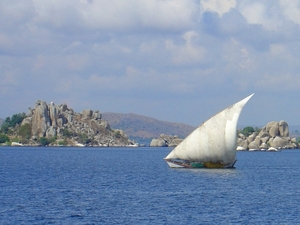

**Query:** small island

left=236, top=121, right=298, bottom=151
left=150, top=121, right=299, bottom=151
left=0, top=100, right=137, bottom=147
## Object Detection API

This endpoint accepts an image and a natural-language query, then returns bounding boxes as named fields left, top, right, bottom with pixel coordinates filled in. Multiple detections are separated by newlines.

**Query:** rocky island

left=1, top=101, right=299, bottom=150
left=150, top=120, right=299, bottom=150
left=0, top=100, right=137, bottom=147
left=237, top=120, right=298, bottom=151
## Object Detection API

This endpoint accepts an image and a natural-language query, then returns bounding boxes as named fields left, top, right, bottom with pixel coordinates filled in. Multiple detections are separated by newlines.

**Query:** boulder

left=291, top=137, right=297, bottom=143
left=291, top=143, right=298, bottom=148
left=49, top=102, right=59, bottom=126
left=59, top=103, right=69, bottom=112
left=240, top=140, right=249, bottom=150
left=82, top=109, right=93, bottom=119
left=261, top=136, right=270, bottom=144
left=168, top=138, right=183, bottom=147
left=259, top=142, right=268, bottom=149
left=248, top=141, right=259, bottom=150
left=266, top=121, right=278, bottom=131
left=266, top=121, right=279, bottom=138
left=150, top=138, right=167, bottom=147
left=236, top=146, right=246, bottom=151
left=254, top=136, right=261, bottom=146
left=46, top=126, right=57, bottom=138
left=238, top=120, right=297, bottom=150
left=279, top=120, right=289, bottom=137
left=269, top=126, right=279, bottom=138
left=21, top=117, right=32, bottom=125
left=270, top=136, right=289, bottom=148
left=58, top=113, right=68, bottom=125
left=57, top=118, right=64, bottom=127
left=153, top=134, right=184, bottom=147
left=31, top=100, right=51, bottom=137
left=258, top=128, right=269, bottom=138
left=238, top=133, right=246, bottom=139
left=66, top=114, right=73, bottom=123
left=247, top=133, right=257, bottom=143
left=56, top=127, right=63, bottom=138
left=92, top=110, right=102, bottom=120
left=236, top=138, right=244, bottom=147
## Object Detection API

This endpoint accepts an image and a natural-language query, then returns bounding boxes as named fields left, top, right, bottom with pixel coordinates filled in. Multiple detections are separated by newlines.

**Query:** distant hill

left=102, top=112, right=195, bottom=144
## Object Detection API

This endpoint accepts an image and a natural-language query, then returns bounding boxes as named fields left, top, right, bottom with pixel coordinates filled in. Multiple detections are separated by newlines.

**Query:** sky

left=1, top=0, right=300, bottom=127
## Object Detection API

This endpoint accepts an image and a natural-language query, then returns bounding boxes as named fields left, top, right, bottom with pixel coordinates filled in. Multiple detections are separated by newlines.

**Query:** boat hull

left=164, top=158, right=236, bottom=169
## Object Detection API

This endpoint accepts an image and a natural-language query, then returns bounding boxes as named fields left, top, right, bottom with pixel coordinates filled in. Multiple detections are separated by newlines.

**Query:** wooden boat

left=164, top=94, right=254, bottom=168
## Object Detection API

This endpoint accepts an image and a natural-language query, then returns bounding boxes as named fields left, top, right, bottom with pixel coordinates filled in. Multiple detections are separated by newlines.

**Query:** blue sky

left=1, top=0, right=299, bottom=126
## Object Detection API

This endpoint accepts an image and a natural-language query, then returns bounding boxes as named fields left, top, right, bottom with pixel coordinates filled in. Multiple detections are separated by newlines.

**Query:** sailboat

left=164, top=94, right=254, bottom=168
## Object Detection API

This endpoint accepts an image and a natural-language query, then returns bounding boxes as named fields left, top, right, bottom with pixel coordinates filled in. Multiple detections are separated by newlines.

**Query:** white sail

left=165, top=94, right=254, bottom=168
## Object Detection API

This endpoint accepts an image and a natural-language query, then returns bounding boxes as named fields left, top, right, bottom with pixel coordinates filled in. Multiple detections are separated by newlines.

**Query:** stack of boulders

left=21, top=100, right=135, bottom=146
left=150, top=134, right=183, bottom=147
left=237, top=120, right=298, bottom=151
left=151, top=120, right=298, bottom=150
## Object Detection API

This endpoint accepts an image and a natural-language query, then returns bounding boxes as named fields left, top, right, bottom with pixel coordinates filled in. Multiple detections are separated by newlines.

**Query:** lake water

left=1, top=147, right=300, bottom=224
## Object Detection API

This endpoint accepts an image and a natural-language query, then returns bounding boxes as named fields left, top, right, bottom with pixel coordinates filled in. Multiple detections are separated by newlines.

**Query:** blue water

left=1, top=147, right=300, bottom=224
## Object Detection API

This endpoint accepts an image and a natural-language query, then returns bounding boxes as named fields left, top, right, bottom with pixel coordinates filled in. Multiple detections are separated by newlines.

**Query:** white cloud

left=31, top=0, right=198, bottom=31
left=1, top=0, right=300, bottom=125
left=238, top=1, right=283, bottom=30
left=280, top=0, right=300, bottom=25
left=201, top=0, right=236, bottom=17
left=269, top=44, right=287, bottom=57
left=239, top=2, right=265, bottom=24
left=136, top=0, right=197, bottom=30
left=166, top=31, right=207, bottom=65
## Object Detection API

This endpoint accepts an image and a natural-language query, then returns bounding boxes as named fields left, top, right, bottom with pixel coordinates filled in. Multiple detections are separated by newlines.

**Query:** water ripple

left=1, top=147, right=300, bottom=224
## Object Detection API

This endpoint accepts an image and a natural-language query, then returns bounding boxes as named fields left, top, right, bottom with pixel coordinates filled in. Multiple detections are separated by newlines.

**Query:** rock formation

left=31, top=100, right=51, bottom=137
left=151, top=120, right=298, bottom=150
left=20, top=100, right=136, bottom=147
left=237, top=120, right=298, bottom=150
left=150, top=134, right=183, bottom=147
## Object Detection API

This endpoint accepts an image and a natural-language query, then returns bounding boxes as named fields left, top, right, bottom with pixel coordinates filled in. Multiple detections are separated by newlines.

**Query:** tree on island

left=240, top=126, right=255, bottom=137
left=0, top=133, right=9, bottom=143
left=0, top=113, right=26, bottom=134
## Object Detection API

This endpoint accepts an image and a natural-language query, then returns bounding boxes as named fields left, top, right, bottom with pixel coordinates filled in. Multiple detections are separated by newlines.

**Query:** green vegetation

left=0, top=133, right=9, bottom=143
left=77, top=133, right=91, bottom=144
left=38, top=136, right=57, bottom=146
left=11, top=137, right=20, bottom=143
left=58, top=139, right=68, bottom=146
left=114, top=130, right=121, bottom=138
left=62, top=128, right=73, bottom=138
left=0, top=113, right=26, bottom=134
left=240, top=126, right=255, bottom=136
left=18, top=123, right=32, bottom=139
left=39, top=137, right=50, bottom=146
left=238, top=126, right=262, bottom=138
